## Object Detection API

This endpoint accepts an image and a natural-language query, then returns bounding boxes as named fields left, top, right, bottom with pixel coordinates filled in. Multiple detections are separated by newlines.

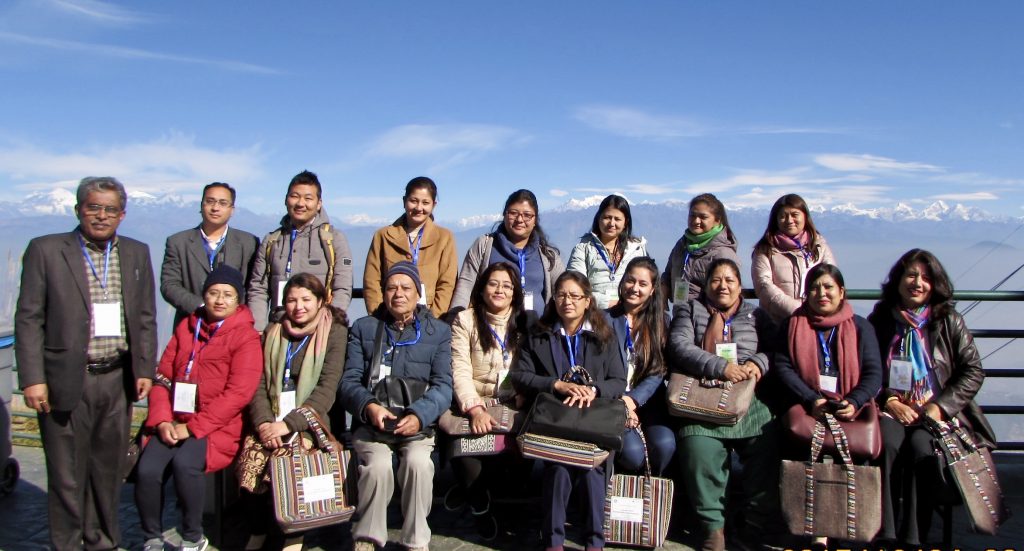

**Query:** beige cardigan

left=450, top=308, right=511, bottom=412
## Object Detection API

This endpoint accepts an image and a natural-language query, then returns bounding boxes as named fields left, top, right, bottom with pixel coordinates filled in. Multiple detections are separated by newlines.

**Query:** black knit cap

left=203, top=265, right=245, bottom=301
left=385, top=260, right=422, bottom=296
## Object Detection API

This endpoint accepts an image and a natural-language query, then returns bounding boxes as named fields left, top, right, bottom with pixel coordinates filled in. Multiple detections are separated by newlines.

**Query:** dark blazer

left=160, top=226, right=259, bottom=326
left=511, top=322, right=627, bottom=404
left=15, top=230, right=158, bottom=411
left=608, top=311, right=666, bottom=408
left=868, top=305, right=997, bottom=449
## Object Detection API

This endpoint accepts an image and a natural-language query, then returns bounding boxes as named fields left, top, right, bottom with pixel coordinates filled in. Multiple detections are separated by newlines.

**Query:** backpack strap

left=319, top=223, right=336, bottom=303
left=260, top=229, right=283, bottom=285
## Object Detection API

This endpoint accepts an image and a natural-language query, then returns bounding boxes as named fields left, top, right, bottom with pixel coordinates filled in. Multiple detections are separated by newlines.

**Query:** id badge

left=523, top=291, right=535, bottom=311
left=673, top=278, right=690, bottom=303
left=889, top=358, right=913, bottom=392
left=625, top=359, right=636, bottom=392
left=93, top=302, right=122, bottom=337
left=276, top=280, right=287, bottom=307
left=819, top=374, right=838, bottom=394
left=418, top=283, right=427, bottom=306
left=377, top=362, right=392, bottom=384
left=277, top=390, right=296, bottom=421
left=496, top=368, right=514, bottom=398
left=715, top=343, right=738, bottom=363
left=173, top=381, right=197, bottom=413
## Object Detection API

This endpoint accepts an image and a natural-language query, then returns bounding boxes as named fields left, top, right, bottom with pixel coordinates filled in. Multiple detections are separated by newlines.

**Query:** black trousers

left=543, top=461, right=607, bottom=548
left=135, top=436, right=209, bottom=542
left=880, top=416, right=942, bottom=545
left=38, top=368, right=131, bottom=551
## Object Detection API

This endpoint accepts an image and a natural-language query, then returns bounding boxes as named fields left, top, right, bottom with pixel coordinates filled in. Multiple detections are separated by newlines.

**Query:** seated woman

left=244, top=272, right=349, bottom=550
left=668, top=259, right=776, bottom=551
left=868, top=249, right=996, bottom=547
left=751, top=193, right=836, bottom=323
left=774, top=263, right=883, bottom=550
left=511, top=271, right=627, bottom=551
left=607, top=256, right=674, bottom=476
left=339, top=262, right=453, bottom=551
left=446, top=261, right=535, bottom=539
left=567, top=194, right=648, bottom=309
left=136, top=266, right=263, bottom=551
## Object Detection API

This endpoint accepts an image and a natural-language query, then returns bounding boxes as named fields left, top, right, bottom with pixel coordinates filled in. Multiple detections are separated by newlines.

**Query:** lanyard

left=682, top=251, right=691, bottom=271
left=595, top=242, right=617, bottom=281
left=79, top=236, right=112, bottom=291
left=722, top=311, right=738, bottom=340
left=283, top=335, right=310, bottom=382
left=386, top=318, right=422, bottom=354
left=516, top=248, right=528, bottom=287
left=184, top=318, right=223, bottom=381
left=408, top=227, right=424, bottom=266
left=624, top=320, right=634, bottom=354
left=203, top=228, right=227, bottom=269
left=564, top=332, right=581, bottom=367
left=285, top=229, right=298, bottom=276
left=489, top=326, right=509, bottom=362
left=818, top=328, right=836, bottom=372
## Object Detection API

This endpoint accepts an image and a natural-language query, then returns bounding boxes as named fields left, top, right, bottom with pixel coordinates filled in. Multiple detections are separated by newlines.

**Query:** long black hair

left=590, top=194, right=636, bottom=264
left=469, top=262, right=526, bottom=354
left=879, top=249, right=954, bottom=321
left=536, top=271, right=614, bottom=349
left=754, top=193, right=822, bottom=257
left=689, top=193, right=736, bottom=241
left=493, top=189, right=560, bottom=265
left=607, top=257, right=666, bottom=386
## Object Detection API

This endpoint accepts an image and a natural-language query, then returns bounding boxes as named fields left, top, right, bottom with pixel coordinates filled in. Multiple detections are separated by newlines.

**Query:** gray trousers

left=38, top=368, right=131, bottom=551
left=352, top=426, right=436, bottom=548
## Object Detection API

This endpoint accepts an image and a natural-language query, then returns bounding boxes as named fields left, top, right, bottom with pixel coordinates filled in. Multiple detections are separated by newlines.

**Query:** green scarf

left=684, top=223, right=724, bottom=252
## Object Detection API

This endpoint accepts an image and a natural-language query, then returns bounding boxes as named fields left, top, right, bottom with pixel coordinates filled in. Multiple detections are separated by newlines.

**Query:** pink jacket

left=751, top=235, right=836, bottom=323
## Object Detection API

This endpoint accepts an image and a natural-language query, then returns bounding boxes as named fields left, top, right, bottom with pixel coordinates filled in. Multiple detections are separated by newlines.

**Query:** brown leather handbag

left=783, top=401, right=882, bottom=460
left=780, top=413, right=882, bottom=542
left=437, top=397, right=524, bottom=436
left=665, top=373, right=754, bottom=425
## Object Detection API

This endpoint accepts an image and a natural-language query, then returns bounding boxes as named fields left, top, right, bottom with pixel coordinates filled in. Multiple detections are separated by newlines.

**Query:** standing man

left=161, top=181, right=260, bottom=328
left=15, top=177, right=158, bottom=550
left=248, top=170, right=353, bottom=331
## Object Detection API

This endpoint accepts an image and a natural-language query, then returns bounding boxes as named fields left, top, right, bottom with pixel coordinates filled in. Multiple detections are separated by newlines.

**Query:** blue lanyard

left=185, top=318, right=223, bottom=381
left=408, top=227, right=424, bottom=266
left=79, top=236, right=111, bottom=291
left=283, top=335, right=310, bottom=382
left=818, top=328, right=836, bottom=372
left=624, top=321, right=634, bottom=354
left=564, top=332, right=580, bottom=367
left=516, top=248, right=527, bottom=288
left=682, top=251, right=691, bottom=271
left=386, top=319, right=422, bottom=354
left=722, top=311, right=738, bottom=340
left=285, top=229, right=298, bottom=276
left=203, top=229, right=227, bottom=269
left=595, top=242, right=617, bottom=281
left=489, top=326, right=510, bottom=362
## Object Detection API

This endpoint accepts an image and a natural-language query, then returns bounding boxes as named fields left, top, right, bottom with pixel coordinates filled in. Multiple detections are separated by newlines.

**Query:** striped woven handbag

left=518, top=432, right=610, bottom=469
left=270, top=408, right=355, bottom=533
left=603, top=427, right=674, bottom=548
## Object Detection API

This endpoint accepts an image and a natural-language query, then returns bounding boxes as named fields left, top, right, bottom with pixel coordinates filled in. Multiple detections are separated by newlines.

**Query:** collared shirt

left=81, top=232, right=128, bottom=360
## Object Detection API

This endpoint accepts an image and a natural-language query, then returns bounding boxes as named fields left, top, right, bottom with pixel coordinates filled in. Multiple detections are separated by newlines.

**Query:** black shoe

left=443, top=485, right=468, bottom=511
left=474, top=511, right=499, bottom=541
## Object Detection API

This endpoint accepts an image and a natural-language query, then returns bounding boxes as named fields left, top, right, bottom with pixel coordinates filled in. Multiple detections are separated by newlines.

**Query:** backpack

left=261, top=223, right=337, bottom=303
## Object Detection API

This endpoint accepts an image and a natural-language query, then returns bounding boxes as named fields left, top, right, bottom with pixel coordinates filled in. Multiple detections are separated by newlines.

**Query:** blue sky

left=1, top=0, right=1022, bottom=224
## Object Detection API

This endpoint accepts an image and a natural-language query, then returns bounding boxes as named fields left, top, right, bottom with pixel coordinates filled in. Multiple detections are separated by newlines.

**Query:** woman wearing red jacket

left=135, top=265, right=263, bottom=551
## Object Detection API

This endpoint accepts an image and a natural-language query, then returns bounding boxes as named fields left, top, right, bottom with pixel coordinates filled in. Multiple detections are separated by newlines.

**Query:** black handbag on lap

left=522, top=391, right=627, bottom=451
left=367, top=320, right=433, bottom=441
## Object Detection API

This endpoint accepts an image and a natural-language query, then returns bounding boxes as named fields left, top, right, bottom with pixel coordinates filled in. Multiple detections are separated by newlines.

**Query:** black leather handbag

left=522, top=391, right=627, bottom=451
left=368, top=320, right=433, bottom=441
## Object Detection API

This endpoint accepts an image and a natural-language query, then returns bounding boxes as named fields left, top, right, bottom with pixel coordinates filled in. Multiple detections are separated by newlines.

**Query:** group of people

left=13, top=173, right=994, bottom=551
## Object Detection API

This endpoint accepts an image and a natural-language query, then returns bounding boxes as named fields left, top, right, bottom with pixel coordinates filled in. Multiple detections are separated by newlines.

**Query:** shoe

left=544, top=547, right=564, bottom=551
left=179, top=537, right=209, bottom=551
left=143, top=538, right=164, bottom=551
left=442, top=485, right=468, bottom=511
left=473, top=511, right=498, bottom=541
left=809, top=537, right=828, bottom=551
left=353, top=541, right=376, bottom=551
left=405, top=547, right=429, bottom=551
left=244, top=534, right=266, bottom=551
left=701, top=528, right=725, bottom=551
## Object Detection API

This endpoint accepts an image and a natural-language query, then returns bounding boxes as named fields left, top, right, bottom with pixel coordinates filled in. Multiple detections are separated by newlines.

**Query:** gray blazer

left=160, top=226, right=260, bottom=326
left=15, top=230, right=158, bottom=411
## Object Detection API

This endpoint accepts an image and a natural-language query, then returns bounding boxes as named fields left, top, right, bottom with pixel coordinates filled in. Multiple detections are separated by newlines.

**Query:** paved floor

left=2, top=445, right=1022, bottom=551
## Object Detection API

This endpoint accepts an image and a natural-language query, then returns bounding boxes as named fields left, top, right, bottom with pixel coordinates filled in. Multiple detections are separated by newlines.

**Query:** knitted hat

left=385, top=261, right=422, bottom=296
left=203, top=265, right=245, bottom=301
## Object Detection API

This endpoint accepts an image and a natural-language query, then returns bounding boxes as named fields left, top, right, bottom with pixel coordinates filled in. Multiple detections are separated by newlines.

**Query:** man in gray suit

left=161, top=182, right=260, bottom=327
left=15, top=177, right=158, bottom=550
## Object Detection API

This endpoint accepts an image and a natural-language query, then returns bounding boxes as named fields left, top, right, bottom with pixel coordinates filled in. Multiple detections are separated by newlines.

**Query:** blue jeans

left=617, top=424, right=676, bottom=476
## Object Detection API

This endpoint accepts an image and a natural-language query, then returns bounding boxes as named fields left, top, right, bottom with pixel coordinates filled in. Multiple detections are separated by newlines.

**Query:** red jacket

left=146, top=305, right=262, bottom=472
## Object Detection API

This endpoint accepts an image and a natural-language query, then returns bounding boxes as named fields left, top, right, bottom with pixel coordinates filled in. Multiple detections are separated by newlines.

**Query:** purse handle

left=804, top=413, right=859, bottom=540
left=631, top=426, right=654, bottom=481
left=292, top=407, right=337, bottom=452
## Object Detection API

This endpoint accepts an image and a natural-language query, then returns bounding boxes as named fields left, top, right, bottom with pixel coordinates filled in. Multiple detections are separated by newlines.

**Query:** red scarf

left=787, top=302, right=860, bottom=398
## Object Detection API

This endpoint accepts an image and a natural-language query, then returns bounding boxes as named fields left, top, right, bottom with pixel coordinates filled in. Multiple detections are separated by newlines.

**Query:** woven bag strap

left=824, top=413, right=858, bottom=540
left=298, top=407, right=333, bottom=450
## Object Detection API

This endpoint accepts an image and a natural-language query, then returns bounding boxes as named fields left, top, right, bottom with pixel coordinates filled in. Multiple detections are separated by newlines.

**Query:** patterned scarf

left=891, top=306, right=935, bottom=405
left=684, top=223, right=725, bottom=253
left=262, top=307, right=333, bottom=418
left=770, top=231, right=812, bottom=263
left=787, top=302, right=860, bottom=398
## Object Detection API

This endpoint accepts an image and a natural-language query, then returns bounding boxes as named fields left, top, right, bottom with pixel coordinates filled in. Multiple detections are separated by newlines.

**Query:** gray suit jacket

left=15, top=230, right=158, bottom=411
left=160, top=226, right=259, bottom=326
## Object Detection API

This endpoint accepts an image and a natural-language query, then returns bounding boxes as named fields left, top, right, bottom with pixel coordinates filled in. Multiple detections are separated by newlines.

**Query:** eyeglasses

left=203, top=198, right=233, bottom=208
left=506, top=210, right=536, bottom=222
left=555, top=292, right=586, bottom=303
left=485, top=280, right=515, bottom=291
left=81, top=204, right=122, bottom=216
left=205, top=290, right=238, bottom=302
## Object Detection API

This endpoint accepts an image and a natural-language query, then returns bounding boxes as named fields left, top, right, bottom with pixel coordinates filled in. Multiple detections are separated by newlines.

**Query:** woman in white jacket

left=751, top=194, right=836, bottom=323
left=567, top=194, right=647, bottom=309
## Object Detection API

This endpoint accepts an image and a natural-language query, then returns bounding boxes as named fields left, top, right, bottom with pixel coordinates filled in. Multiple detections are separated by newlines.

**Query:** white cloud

left=47, top=0, right=147, bottom=25
left=931, top=192, right=999, bottom=201
left=0, top=31, right=280, bottom=75
left=549, top=189, right=568, bottom=197
left=689, top=167, right=872, bottom=194
left=574, top=182, right=679, bottom=196
left=814, top=153, right=942, bottom=173
left=366, top=124, right=528, bottom=158
left=573, top=105, right=706, bottom=139
left=0, top=133, right=266, bottom=197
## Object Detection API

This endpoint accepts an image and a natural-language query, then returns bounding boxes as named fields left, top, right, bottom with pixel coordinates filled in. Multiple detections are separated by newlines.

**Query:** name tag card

left=173, top=381, right=197, bottom=413
left=93, top=302, right=122, bottom=337
left=889, top=358, right=913, bottom=392
left=418, top=283, right=427, bottom=306
left=609, top=496, right=645, bottom=522
left=377, top=362, right=392, bottom=384
left=276, top=280, right=287, bottom=307
left=819, top=374, right=838, bottom=394
left=715, top=343, right=738, bottom=363
left=673, top=279, right=690, bottom=303
left=277, top=390, right=296, bottom=421
left=523, top=292, right=535, bottom=311
left=301, top=473, right=337, bottom=504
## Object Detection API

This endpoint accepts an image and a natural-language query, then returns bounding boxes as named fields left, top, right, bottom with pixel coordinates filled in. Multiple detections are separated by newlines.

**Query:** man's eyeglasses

left=81, top=204, right=122, bottom=216
left=203, top=198, right=233, bottom=208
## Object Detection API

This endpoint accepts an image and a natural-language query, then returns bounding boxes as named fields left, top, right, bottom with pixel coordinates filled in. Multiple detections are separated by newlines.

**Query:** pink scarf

left=788, top=302, right=860, bottom=398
